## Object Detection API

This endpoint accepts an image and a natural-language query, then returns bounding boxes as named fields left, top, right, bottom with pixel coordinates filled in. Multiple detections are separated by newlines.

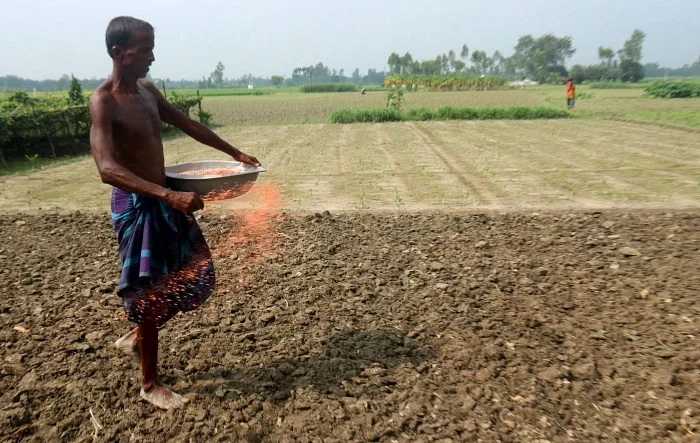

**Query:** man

left=89, top=16, right=260, bottom=409
left=566, top=78, right=576, bottom=110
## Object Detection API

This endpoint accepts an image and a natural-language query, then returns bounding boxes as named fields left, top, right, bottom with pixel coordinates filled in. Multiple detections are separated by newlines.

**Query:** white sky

left=1, top=0, right=698, bottom=80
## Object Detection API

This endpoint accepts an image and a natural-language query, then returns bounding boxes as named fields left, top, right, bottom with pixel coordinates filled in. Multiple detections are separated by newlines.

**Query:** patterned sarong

left=110, top=188, right=215, bottom=327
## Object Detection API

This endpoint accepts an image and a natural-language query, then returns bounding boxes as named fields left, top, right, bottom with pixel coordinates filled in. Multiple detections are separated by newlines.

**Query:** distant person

left=88, top=16, right=260, bottom=409
left=566, top=78, right=576, bottom=110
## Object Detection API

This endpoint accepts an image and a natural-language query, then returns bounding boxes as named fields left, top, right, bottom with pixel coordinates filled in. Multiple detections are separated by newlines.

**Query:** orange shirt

left=566, top=82, right=576, bottom=98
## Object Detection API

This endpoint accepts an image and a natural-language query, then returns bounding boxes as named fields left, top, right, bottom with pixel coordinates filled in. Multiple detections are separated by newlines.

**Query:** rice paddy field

left=1, top=85, right=699, bottom=212
left=2, top=84, right=700, bottom=442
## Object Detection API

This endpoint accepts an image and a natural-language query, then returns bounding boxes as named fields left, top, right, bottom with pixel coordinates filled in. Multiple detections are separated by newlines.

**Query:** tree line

left=386, top=30, right=650, bottom=84
left=2, top=28, right=698, bottom=92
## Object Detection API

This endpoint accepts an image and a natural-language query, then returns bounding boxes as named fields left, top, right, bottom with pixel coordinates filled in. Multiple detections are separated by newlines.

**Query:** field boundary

left=603, top=115, right=700, bottom=133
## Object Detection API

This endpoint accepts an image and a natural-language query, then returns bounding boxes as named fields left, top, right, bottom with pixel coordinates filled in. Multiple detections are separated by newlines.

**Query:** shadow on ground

left=189, top=330, right=432, bottom=401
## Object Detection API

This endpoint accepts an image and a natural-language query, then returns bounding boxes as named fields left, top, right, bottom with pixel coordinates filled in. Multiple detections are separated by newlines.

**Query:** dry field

left=1, top=118, right=698, bottom=213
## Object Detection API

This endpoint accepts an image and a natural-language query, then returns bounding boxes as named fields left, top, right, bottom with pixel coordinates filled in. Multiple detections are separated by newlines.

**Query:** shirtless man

left=89, top=16, right=260, bottom=409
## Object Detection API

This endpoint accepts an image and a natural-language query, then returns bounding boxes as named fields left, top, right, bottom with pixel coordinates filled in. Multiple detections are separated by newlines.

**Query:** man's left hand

left=237, top=153, right=261, bottom=167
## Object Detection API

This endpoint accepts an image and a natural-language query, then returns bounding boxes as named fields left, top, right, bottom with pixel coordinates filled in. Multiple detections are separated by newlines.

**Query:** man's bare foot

left=140, top=384, right=189, bottom=410
left=115, top=328, right=140, bottom=363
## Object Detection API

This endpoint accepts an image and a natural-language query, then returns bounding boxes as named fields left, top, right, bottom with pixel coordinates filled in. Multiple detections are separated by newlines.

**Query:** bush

left=167, top=92, right=202, bottom=117
left=0, top=88, right=214, bottom=166
left=329, top=108, right=402, bottom=123
left=644, top=80, right=700, bottom=98
left=589, top=82, right=645, bottom=89
left=0, top=92, right=91, bottom=161
left=404, top=107, right=434, bottom=121
left=300, top=83, right=356, bottom=93
left=620, top=60, right=645, bottom=83
left=384, top=74, right=507, bottom=91
left=329, top=106, right=570, bottom=124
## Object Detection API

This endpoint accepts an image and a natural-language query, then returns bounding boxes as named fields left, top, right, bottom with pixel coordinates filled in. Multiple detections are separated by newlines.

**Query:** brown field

left=2, top=211, right=700, bottom=441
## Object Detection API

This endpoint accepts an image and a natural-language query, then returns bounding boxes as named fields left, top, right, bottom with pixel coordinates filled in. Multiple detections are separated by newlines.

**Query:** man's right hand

left=165, top=190, right=204, bottom=213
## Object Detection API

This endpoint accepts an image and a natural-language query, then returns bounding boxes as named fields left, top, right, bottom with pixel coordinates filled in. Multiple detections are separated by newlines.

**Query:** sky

left=1, top=0, right=698, bottom=80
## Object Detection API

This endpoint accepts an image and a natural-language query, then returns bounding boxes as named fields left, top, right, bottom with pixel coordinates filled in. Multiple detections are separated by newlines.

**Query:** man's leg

left=137, top=321, right=188, bottom=409
left=115, top=327, right=140, bottom=362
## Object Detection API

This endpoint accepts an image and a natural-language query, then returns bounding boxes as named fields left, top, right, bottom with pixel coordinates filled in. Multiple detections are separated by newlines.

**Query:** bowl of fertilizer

left=165, top=160, right=267, bottom=199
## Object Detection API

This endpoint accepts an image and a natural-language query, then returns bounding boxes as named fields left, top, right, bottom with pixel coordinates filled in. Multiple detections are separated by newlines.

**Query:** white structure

left=506, top=79, right=539, bottom=88
left=247, top=84, right=254, bottom=90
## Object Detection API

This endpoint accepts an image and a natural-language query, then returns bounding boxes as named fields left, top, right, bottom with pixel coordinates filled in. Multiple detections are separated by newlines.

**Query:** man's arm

left=88, top=91, right=203, bottom=213
left=141, top=81, right=260, bottom=166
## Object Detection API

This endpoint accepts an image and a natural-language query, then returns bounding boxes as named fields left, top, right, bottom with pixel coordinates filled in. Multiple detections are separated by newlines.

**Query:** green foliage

left=619, top=29, right=646, bottom=64
left=300, top=83, right=356, bottom=93
left=167, top=92, right=202, bottom=117
left=386, top=88, right=404, bottom=111
left=173, top=88, right=272, bottom=97
left=568, top=64, right=621, bottom=84
left=24, top=153, right=39, bottom=169
left=0, top=87, right=216, bottom=163
left=166, top=92, right=215, bottom=127
left=385, top=74, right=506, bottom=91
left=511, top=34, right=575, bottom=83
left=328, top=108, right=402, bottom=123
left=574, top=91, right=595, bottom=100
left=329, top=106, right=570, bottom=124
left=210, top=61, right=225, bottom=88
left=195, top=91, right=213, bottom=127
left=68, top=75, right=85, bottom=105
left=643, top=81, right=700, bottom=98
left=404, top=107, right=434, bottom=121
left=360, top=85, right=387, bottom=92
left=0, top=92, right=91, bottom=160
left=589, top=82, right=646, bottom=89
left=270, top=75, right=285, bottom=88
left=620, top=60, right=645, bottom=83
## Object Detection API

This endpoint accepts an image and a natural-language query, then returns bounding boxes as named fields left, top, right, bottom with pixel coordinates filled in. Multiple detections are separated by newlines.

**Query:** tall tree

left=387, top=52, right=402, bottom=74
left=470, top=50, right=491, bottom=74
left=67, top=74, right=85, bottom=104
left=491, top=51, right=505, bottom=75
left=210, top=61, right=225, bottom=88
left=351, top=68, right=361, bottom=84
left=441, top=54, right=450, bottom=73
left=448, top=49, right=456, bottom=71
left=598, top=46, right=615, bottom=66
left=620, top=59, right=645, bottom=82
left=460, top=44, right=469, bottom=61
left=512, top=34, right=575, bottom=82
left=270, top=75, right=284, bottom=88
left=617, top=29, right=646, bottom=82
left=401, top=52, right=414, bottom=74
left=618, top=29, right=646, bottom=63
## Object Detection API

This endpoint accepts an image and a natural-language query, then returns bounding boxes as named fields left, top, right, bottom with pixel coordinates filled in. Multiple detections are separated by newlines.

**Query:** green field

left=193, top=86, right=700, bottom=127
left=1, top=85, right=699, bottom=211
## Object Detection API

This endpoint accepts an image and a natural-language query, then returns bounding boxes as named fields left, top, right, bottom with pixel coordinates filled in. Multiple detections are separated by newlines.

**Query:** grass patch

left=620, top=110, right=700, bottom=127
left=0, top=154, right=89, bottom=176
left=329, top=106, right=570, bottom=124
left=360, top=85, right=386, bottom=92
left=300, top=83, right=356, bottom=93
left=170, top=88, right=275, bottom=97
left=589, top=82, right=648, bottom=89
left=643, top=81, right=700, bottom=98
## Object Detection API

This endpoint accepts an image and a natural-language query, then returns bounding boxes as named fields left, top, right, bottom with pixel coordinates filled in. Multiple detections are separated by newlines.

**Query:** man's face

left=116, top=30, right=155, bottom=78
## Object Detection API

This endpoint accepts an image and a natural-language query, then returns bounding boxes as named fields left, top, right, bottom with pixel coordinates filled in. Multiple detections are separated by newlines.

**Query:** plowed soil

left=1, top=211, right=699, bottom=442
